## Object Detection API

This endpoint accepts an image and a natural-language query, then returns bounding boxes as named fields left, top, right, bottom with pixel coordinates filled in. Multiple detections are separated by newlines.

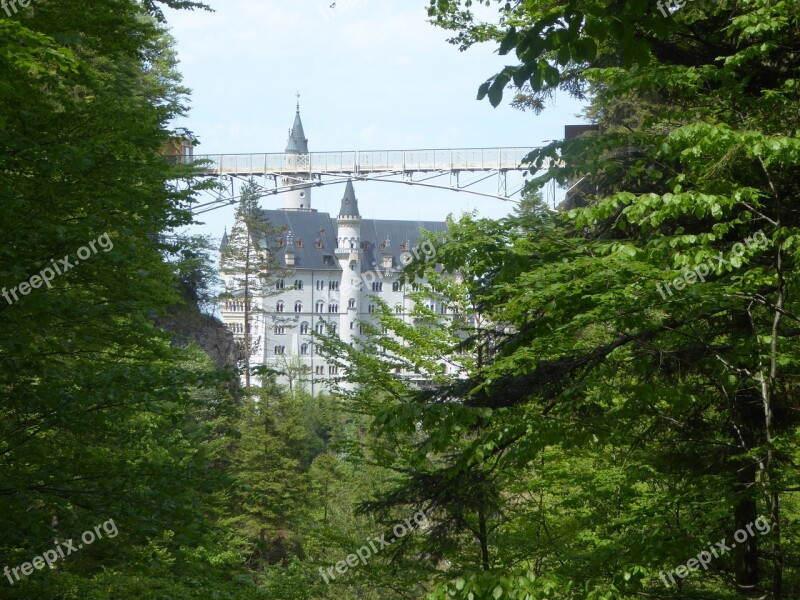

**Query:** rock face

left=155, top=309, right=237, bottom=369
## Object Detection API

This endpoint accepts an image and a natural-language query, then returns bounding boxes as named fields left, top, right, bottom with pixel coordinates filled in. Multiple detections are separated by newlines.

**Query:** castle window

left=275, top=325, right=285, bottom=335
left=300, top=322, right=310, bottom=335
left=348, top=298, right=356, bottom=309
left=301, top=344, right=309, bottom=355
left=274, top=345, right=285, bottom=355
left=316, top=300, right=324, bottom=313
left=276, top=279, right=285, bottom=290
left=328, top=366, right=338, bottom=375
left=294, top=301, right=303, bottom=313
left=294, top=279, right=303, bottom=290
left=329, top=303, right=339, bottom=313
left=372, top=282, right=383, bottom=292
left=315, top=366, right=324, bottom=375
left=316, top=280, right=325, bottom=291
left=297, top=239, right=304, bottom=248
left=276, top=301, right=285, bottom=313
left=315, top=239, right=323, bottom=249
left=329, top=281, right=339, bottom=291
left=395, top=305, right=402, bottom=314
left=392, top=282, right=402, bottom=292
left=368, top=304, right=375, bottom=314
left=315, top=321, right=325, bottom=335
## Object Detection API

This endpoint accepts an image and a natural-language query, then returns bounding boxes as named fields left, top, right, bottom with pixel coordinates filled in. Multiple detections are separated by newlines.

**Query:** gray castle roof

left=285, top=110, right=309, bottom=154
left=338, top=180, right=360, bottom=218
left=254, top=208, right=445, bottom=272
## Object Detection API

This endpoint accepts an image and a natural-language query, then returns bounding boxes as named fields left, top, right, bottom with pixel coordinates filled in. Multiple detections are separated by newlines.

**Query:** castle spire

left=338, top=179, right=360, bottom=219
left=285, top=98, right=308, bottom=154
left=282, top=98, right=313, bottom=210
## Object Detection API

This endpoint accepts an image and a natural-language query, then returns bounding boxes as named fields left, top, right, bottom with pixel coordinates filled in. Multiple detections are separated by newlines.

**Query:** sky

left=165, top=0, right=590, bottom=244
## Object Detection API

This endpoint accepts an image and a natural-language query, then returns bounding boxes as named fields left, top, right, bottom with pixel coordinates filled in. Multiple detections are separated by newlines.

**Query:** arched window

left=294, top=279, right=303, bottom=290
left=392, top=282, right=402, bottom=292
left=300, top=344, right=309, bottom=355
left=276, top=301, right=285, bottom=313
left=294, top=301, right=303, bottom=313
left=276, top=279, right=285, bottom=290
left=348, top=298, right=356, bottom=309
left=329, top=303, right=338, bottom=313
left=300, top=322, right=310, bottom=335
left=275, top=325, right=285, bottom=335
left=331, top=324, right=337, bottom=335
left=274, top=345, right=285, bottom=355
left=315, top=321, right=325, bottom=335
left=316, top=300, right=325, bottom=313
left=395, top=305, right=402, bottom=314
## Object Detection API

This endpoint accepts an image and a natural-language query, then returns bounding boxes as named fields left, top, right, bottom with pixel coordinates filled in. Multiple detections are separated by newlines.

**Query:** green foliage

left=0, top=1, right=260, bottom=597
left=220, top=178, right=287, bottom=387
left=326, top=1, right=800, bottom=598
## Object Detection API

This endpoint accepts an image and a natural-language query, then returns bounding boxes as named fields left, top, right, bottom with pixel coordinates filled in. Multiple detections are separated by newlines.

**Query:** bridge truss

left=182, top=147, right=557, bottom=215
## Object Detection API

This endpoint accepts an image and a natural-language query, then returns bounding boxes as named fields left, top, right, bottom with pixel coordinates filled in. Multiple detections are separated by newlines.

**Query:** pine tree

left=220, top=178, right=286, bottom=388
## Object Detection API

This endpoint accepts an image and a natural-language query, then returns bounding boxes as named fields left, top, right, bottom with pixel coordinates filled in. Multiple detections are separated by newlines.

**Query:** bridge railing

left=186, top=147, right=541, bottom=176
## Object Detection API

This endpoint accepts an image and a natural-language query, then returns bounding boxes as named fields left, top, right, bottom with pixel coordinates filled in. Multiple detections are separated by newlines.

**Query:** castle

left=219, top=107, right=453, bottom=393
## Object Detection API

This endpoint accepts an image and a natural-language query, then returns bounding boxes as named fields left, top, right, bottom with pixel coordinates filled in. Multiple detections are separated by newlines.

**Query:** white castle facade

left=219, top=108, right=458, bottom=393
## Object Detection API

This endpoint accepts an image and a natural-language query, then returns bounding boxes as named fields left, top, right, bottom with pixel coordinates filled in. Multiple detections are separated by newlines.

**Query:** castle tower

left=336, top=180, right=362, bottom=350
left=282, top=99, right=313, bottom=211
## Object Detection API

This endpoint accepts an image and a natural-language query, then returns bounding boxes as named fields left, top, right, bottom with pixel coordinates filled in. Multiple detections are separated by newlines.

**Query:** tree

left=416, top=1, right=800, bottom=597
left=220, top=178, right=286, bottom=388
left=0, top=1, right=260, bottom=597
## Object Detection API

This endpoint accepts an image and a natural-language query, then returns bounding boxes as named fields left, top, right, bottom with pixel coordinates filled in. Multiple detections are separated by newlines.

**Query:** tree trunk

left=478, top=506, right=490, bottom=571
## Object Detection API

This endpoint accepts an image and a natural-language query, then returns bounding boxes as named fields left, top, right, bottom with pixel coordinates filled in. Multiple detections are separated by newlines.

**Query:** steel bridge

left=183, top=146, right=555, bottom=215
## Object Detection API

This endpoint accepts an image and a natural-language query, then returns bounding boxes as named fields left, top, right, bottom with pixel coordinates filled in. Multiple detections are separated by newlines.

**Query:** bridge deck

left=185, top=147, right=540, bottom=177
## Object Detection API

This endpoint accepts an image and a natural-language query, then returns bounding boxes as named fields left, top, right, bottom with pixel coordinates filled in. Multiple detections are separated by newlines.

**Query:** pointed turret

left=285, top=109, right=309, bottom=154
left=281, top=98, right=313, bottom=210
left=219, top=227, right=229, bottom=252
left=338, top=179, right=360, bottom=219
